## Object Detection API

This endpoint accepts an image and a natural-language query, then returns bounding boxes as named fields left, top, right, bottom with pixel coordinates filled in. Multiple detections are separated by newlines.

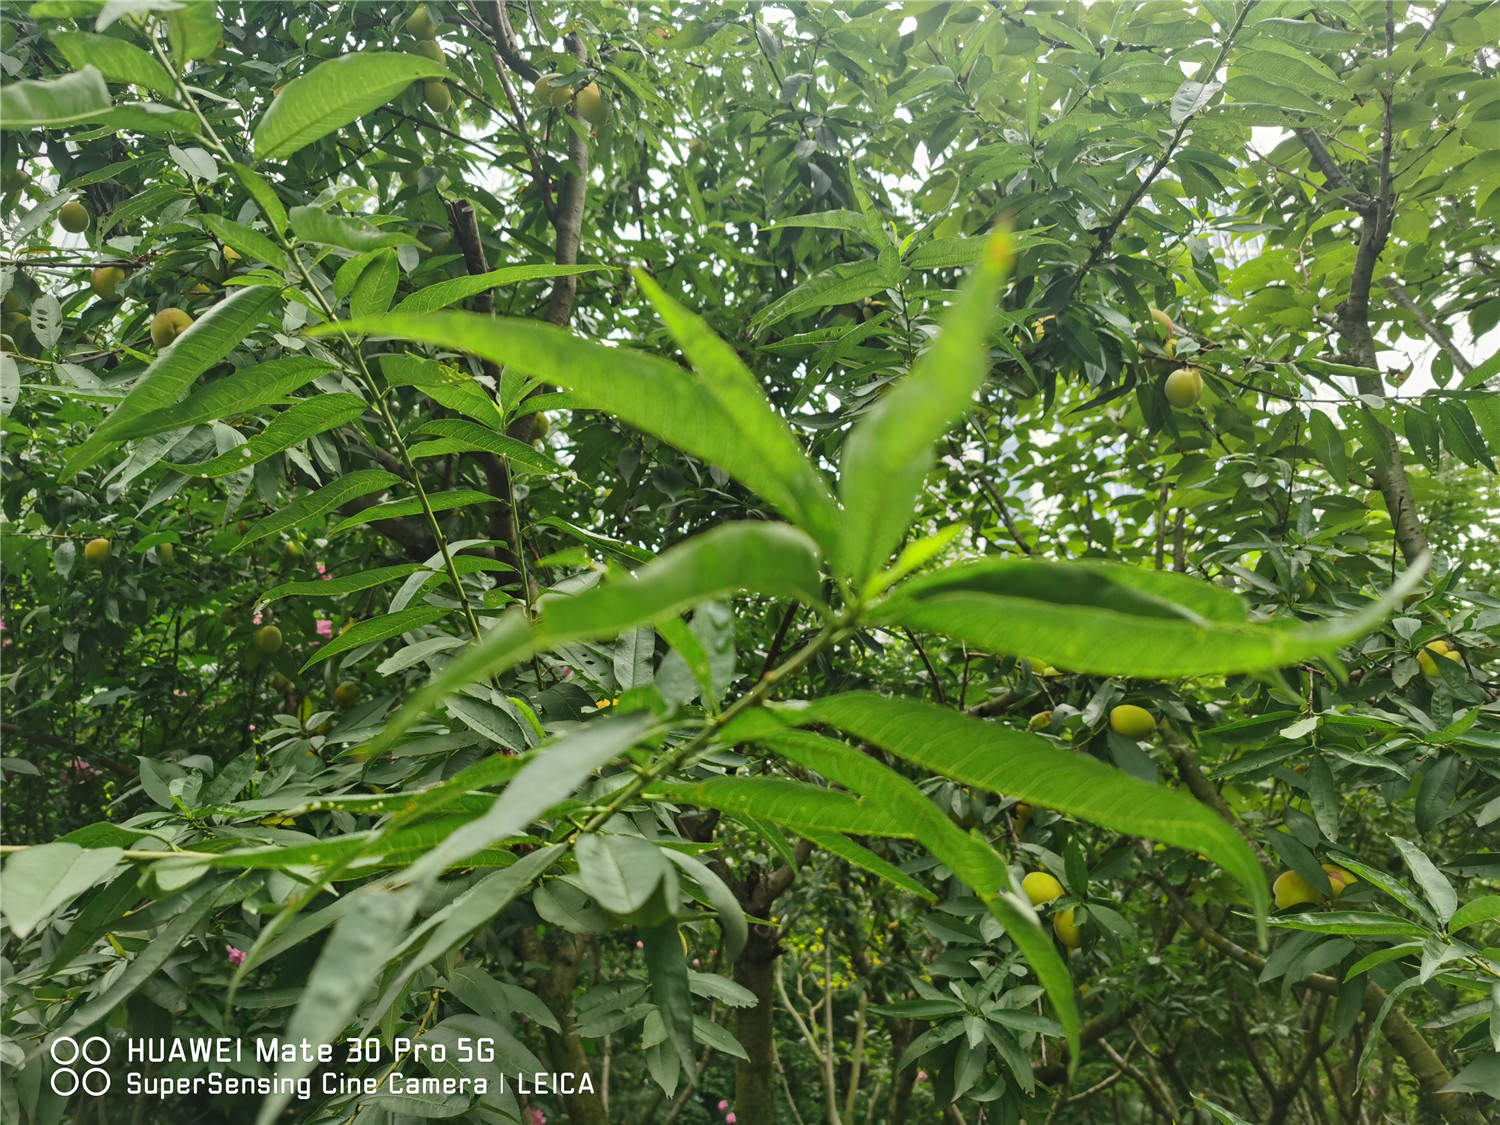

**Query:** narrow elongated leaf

left=1390, top=836, right=1457, bottom=923
left=300, top=606, right=451, bottom=670
left=400, top=713, right=656, bottom=884
left=635, top=271, right=840, bottom=553
left=63, top=286, right=281, bottom=479
left=201, top=213, right=288, bottom=270
left=289, top=206, right=420, bottom=252
left=308, top=314, right=840, bottom=551
left=257, top=564, right=422, bottom=608
left=326, top=489, right=499, bottom=536
left=411, top=417, right=561, bottom=475
left=106, top=356, right=332, bottom=442
left=837, top=232, right=1012, bottom=583
left=371, top=522, right=824, bottom=751
left=393, top=264, right=612, bottom=314
left=235, top=469, right=398, bottom=549
left=643, top=922, right=698, bottom=1078
left=0, top=67, right=111, bottom=129
left=654, top=778, right=913, bottom=837
left=254, top=885, right=421, bottom=1125
left=874, top=554, right=1426, bottom=678
left=760, top=727, right=1080, bottom=1064
left=766, top=694, right=1269, bottom=939
left=801, top=830, right=936, bottom=902
left=253, top=52, right=449, bottom=162
left=50, top=32, right=174, bottom=95
left=661, top=849, right=749, bottom=962
left=1448, top=895, right=1500, bottom=933
left=230, top=162, right=289, bottom=236
left=350, top=248, right=399, bottom=318
left=166, top=394, right=366, bottom=477
left=1, top=843, right=123, bottom=938
left=749, top=258, right=893, bottom=333
left=381, top=353, right=506, bottom=430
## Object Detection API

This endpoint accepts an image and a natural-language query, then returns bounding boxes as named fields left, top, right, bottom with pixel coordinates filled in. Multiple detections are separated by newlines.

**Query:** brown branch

left=1382, top=278, right=1475, bottom=377
left=901, top=627, right=946, bottom=705
left=0, top=723, right=134, bottom=778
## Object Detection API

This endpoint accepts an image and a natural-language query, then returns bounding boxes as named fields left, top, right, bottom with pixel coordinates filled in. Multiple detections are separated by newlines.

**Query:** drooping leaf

left=392, top=264, right=613, bottom=314
left=1, top=843, right=123, bottom=938
left=253, top=52, right=449, bottom=162
left=234, top=469, right=399, bottom=549
left=0, top=67, right=112, bottom=129
left=164, top=394, right=366, bottom=477
left=50, top=32, right=174, bottom=96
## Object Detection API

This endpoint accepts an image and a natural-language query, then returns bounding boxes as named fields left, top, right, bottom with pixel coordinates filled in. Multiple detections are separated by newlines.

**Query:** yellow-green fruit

left=1417, top=640, right=1457, bottom=676
left=273, top=671, right=294, bottom=690
left=1022, top=871, right=1064, bottom=906
left=533, top=72, right=571, bottom=108
left=1109, top=704, right=1156, bottom=739
left=334, top=681, right=359, bottom=707
left=59, top=200, right=90, bottom=232
left=1028, top=710, right=1053, bottom=732
left=158, top=542, right=174, bottom=563
left=83, top=537, right=111, bottom=566
left=400, top=167, right=420, bottom=188
left=91, top=266, right=126, bottom=302
left=423, top=79, right=451, bottom=113
left=689, top=136, right=708, bottom=158
left=413, top=38, right=444, bottom=63
left=1302, top=578, right=1317, bottom=599
left=405, top=4, right=438, bottom=38
left=1322, top=864, right=1357, bottom=897
left=1148, top=306, right=1174, bottom=337
left=222, top=245, right=241, bottom=268
left=532, top=412, right=550, bottom=439
left=284, top=540, right=305, bottom=559
left=1164, top=367, right=1203, bottom=409
left=253, top=624, right=283, bottom=654
left=150, top=307, right=193, bottom=349
left=1, top=167, right=29, bottom=194
left=1013, top=802, right=1032, bottom=833
left=576, top=81, right=605, bottom=127
left=1053, top=906, right=1083, bottom=948
left=1272, top=870, right=1320, bottom=910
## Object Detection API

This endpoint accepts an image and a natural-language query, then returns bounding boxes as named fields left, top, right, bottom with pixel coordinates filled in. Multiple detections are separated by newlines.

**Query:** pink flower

left=172, top=689, right=187, bottom=697
left=692, top=958, right=700, bottom=968
left=247, top=724, right=256, bottom=732
left=917, top=1071, right=928, bottom=1082
left=226, top=945, right=246, bottom=966
left=252, top=611, right=263, bottom=625
left=316, top=561, right=331, bottom=581
left=635, top=940, right=644, bottom=949
left=315, top=619, right=333, bottom=638
left=718, top=1100, right=729, bottom=1111
left=66, top=757, right=101, bottom=780
left=725, top=1115, right=736, bottom=1123
left=528, top=1110, right=546, bottom=1125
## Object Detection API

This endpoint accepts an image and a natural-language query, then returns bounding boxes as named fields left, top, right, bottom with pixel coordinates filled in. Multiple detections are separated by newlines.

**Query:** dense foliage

left=2, top=2, right=1498, bottom=1124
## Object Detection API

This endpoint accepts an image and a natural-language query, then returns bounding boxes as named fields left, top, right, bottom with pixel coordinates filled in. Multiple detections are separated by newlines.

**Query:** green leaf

left=257, top=564, right=423, bottom=608
left=253, top=52, right=449, bottom=162
left=653, top=778, right=912, bottom=838
left=758, top=727, right=1082, bottom=1066
left=802, top=830, right=937, bottom=902
left=766, top=694, right=1270, bottom=940
left=399, top=713, right=656, bottom=884
left=642, top=922, right=698, bottom=1079
left=1448, top=895, right=1500, bottom=933
left=230, top=162, right=289, bottom=236
left=576, top=834, right=673, bottom=915
left=0, top=67, right=112, bottom=129
left=380, top=353, right=506, bottom=431
left=288, top=206, right=421, bottom=253
left=1390, top=836, right=1457, bottom=923
left=200, top=213, right=288, bottom=271
left=166, top=2, right=221, bottom=61
left=300, top=606, right=451, bottom=670
left=309, top=313, right=840, bottom=548
left=393, top=264, right=613, bottom=314
left=1269, top=911, right=1428, bottom=938
left=837, top=231, right=1013, bottom=583
left=662, top=849, right=749, bottom=962
left=50, top=31, right=174, bottom=96
left=634, top=270, right=841, bottom=554
left=748, top=259, right=894, bottom=333
left=165, top=394, right=366, bottom=477
left=254, top=885, right=422, bottom=1125
left=350, top=248, right=399, bottom=318
left=326, top=489, right=499, bottom=537
left=235, top=469, right=399, bottom=549
left=409, top=418, right=561, bottom=476
left=54, top=880, right=226, bottom=1042
left=1, top=843, right=123, bottom=938
left=109, top=357, right=331, bottom=443
left=371, top=521, right=824, bottom=752
left=874, top=555, right=1426, bottom=678
left=1307, top=408, right=1347, bottom=482
left=62, top=286, right=281, bottom=480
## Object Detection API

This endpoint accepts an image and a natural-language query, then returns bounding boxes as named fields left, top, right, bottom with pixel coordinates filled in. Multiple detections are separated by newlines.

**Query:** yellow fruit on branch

left=1021, top=871, right=1064, bottom=906
left=253, top=624, right=283, bottom=654
left=59, top=200, right=90, bottom=232
left=83, top=537, right=111, bottom=565
left=334, top=681, right=359, bottom=707
left=413, top=38, right=444, bottom=63
left=533, top=72, right=572, bottom=108
left=150, top=307, right=193, bottom=348
left=1164, top=367, right=1203, bottom=409
left=1053, top=906, right=1083, bottom=948
left=1322, top=864, right=1357, bottom=897
left=1109, top=704, right=1156, bottom=739
left=423, top=79, right=452, bottom=113
left=1416, top=640, right=1461, bottom=676
left=158, top=542, right=174, bottom=563
left=576, top=81, right=606, bottom=127
left=91, top=266, right=126, bottom=301
left=1148, top=306, right=1175, bottom=337
left=405, top=4, right=438, bottom=38
left=1272, top=870, right=1321, bottom=909
left=1027, top=710, right=1054, bottom=732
